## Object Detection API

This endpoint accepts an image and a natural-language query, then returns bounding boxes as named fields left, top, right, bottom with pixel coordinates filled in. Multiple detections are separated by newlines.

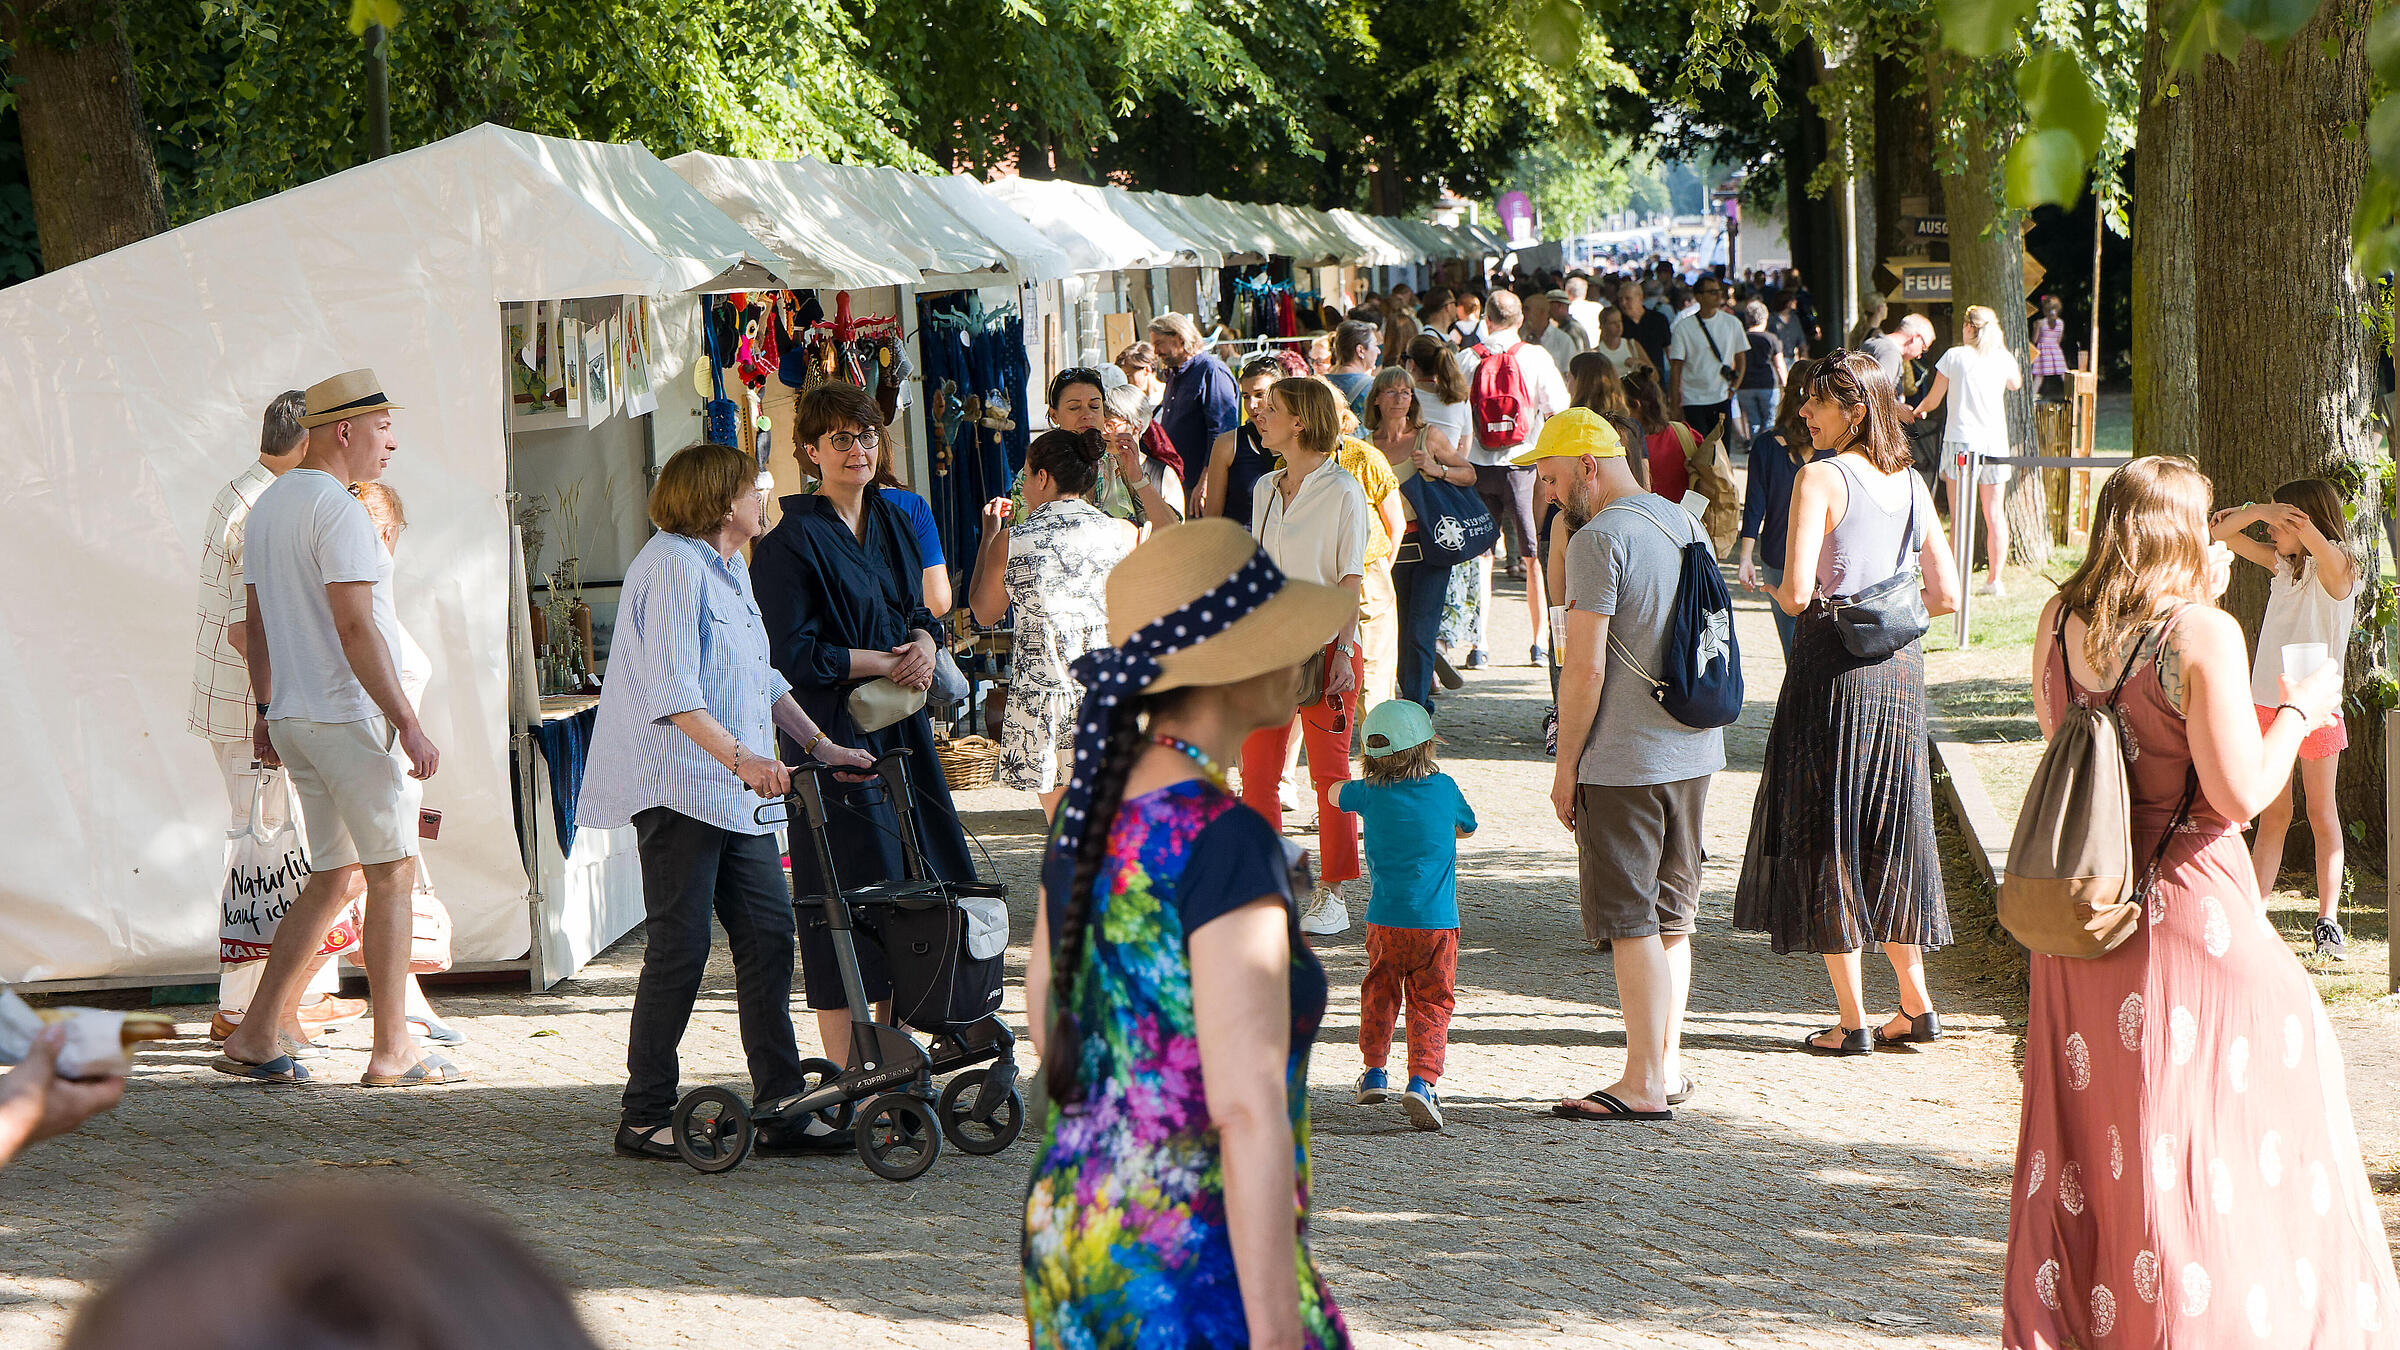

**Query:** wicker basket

left=936, top=735, right=1002, bottom=790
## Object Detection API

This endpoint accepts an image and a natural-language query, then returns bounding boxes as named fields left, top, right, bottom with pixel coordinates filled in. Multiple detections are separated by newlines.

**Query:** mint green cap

left=1361, top=698, right=1435, bottom=755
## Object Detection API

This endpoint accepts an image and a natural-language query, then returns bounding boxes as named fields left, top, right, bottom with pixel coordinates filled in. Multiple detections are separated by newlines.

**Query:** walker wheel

left=794, top=1056, right=857, bottom=1132
left=671, top=1086, right=754, bottom=1174
left=855, top=1092, right=942, bottom=1182
left=937, top=1069, right=1025, bottom=1156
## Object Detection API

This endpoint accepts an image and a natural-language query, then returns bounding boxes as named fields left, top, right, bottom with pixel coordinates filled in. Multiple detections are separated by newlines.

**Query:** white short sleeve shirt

left=1667, top=310, right=1750, bottom=405
left=1251, top=456, right=1369, bottom=588
left=241, top=469, right=406, bottom=724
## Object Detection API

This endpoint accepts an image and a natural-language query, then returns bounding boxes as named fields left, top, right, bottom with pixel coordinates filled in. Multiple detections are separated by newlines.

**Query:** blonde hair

left=1963, top=305, right=2008, bottom=357
left=352, top=481, right=406, bottom=538
left=1272, top=377, right=1342, bottom=457
left=1363, top=742, right=1438, bottom=785
left=2056, top=456, right=2216, bottom=671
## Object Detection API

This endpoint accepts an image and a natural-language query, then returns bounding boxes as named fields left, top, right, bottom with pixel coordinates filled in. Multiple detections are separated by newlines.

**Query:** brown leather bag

left=1999, top=614, right=2197, bottom=957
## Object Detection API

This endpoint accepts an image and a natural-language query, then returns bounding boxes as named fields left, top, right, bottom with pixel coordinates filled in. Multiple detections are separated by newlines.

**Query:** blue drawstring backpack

left=1598, top=500, right=1743, bottom=729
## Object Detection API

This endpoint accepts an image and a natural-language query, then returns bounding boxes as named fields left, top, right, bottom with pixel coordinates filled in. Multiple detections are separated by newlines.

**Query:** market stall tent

left=661, top=152, right=920, bottom=290
left=0, top=123, right=800, bottom=985
left=983, top=177, right=1189, bottom=273
left=922, top=174, right=1076, bottom=284
left=798, top=159, right=1021, bottom=289
left=1136, top=193, right=1264, bottom=266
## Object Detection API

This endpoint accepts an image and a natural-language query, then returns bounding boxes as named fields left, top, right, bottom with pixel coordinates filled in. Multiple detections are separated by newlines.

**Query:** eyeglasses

left=826, top=430, right=882, bottom=453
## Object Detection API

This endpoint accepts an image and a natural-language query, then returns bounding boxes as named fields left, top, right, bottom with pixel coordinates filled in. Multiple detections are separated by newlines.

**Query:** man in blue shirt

left=1147, top=312, right=1238, bottom=515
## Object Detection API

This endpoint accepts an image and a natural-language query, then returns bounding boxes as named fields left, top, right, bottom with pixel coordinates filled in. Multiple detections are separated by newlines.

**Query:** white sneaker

left=1279, top=776, right=1303, bottom=814
left=1976, top=578, right=2007, bottom=597
left=1300, top=884, right=1350, bottom=936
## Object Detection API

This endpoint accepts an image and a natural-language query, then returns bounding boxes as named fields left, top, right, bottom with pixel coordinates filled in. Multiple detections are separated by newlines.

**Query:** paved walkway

left=0, top=580, right=2386, bottom=1348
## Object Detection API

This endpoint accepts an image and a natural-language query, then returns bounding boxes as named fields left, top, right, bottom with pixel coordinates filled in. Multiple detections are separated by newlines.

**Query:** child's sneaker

left=1300, top=883, right=1349, bottom=936
left=1354, top=1068, right=1392, bottom=1105
left=2313, top=917, right=2348, bottom=961
left=1402, top=1077, right=1444, bottom=1131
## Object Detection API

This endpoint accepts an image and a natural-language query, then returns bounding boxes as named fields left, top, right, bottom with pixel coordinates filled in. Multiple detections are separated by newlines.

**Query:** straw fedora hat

left=1105, top=519, right=1354, bottom=695
left=298, top=368, right=404, bottom=428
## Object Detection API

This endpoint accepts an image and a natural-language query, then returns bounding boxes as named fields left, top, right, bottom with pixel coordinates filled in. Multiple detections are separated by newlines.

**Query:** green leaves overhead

left=2215, top=0, right=2322, bottom=46
left=1932, top=0, right=2037, bottom=58
left=2004, top=126, right=2089, bottom=208
left=2016, top=49, right=2105, bottom=159
left=1528, top=0, right=1587, bottom=68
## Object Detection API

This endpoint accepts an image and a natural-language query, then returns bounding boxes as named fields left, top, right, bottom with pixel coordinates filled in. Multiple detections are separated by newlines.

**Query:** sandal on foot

left=212, top=1053, right=311, bottom=1084
left=1800, top=1026, right=1873, bottom=1057
left=360, top=1054, right=469, bottom=1088
left=1666, top=1076, right=1697, bottom=1107
left=1550, top=1089, right=1672, bottom=1123
left=1874, top=1010, right=1942, bottom=1048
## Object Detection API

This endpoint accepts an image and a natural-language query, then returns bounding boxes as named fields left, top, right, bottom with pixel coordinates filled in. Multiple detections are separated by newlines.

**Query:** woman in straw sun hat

left=1022, top=518, right=1355, bottom=1350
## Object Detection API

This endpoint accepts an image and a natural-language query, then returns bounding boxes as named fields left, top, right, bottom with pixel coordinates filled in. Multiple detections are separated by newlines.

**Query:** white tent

left=0, top=124, right=798, bottom=985
left=798, top=159, right=1022, bottom=288
left=923, top=174, right=1076, bottom=284
left=660, top=152, right=921, bottom=290
left=1326, top=209, right=1415, bottom=267
left=1136, top=193, right=1263, bottom=265
left=983, top=177, right=1188, bottom=273
left=1096, top=187, right=1218, bottom=268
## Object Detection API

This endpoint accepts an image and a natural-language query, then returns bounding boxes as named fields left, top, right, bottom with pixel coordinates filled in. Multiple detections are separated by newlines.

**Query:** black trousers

left=621, top=807, right=806, bottom=1127
left=1391, top=551, right=1453, bottom=711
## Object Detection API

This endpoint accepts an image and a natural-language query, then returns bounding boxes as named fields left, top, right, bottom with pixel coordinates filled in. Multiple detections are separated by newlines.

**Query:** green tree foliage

left=1512, top=136, right=1669, bottom=234
left=105, top=0, right=925, bottom=227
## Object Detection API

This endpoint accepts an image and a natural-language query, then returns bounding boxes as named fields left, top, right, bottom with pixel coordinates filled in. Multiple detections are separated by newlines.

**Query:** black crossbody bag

left=1818, top=470, right=1930, bottom=659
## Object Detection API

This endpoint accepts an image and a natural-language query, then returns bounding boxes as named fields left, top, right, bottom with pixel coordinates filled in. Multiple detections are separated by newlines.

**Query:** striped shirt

left=188, top=462, right=276, bottom=742
left=579, top=532, right=792, bottom=836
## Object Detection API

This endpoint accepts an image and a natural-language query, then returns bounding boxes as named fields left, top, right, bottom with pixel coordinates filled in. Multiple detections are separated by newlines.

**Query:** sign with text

left=1893, top=261, right=1951, bottom=303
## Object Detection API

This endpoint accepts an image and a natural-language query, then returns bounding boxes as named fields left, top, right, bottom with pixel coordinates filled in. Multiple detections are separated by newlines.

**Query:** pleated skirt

left=1732, top=606, right=1951, bottom=954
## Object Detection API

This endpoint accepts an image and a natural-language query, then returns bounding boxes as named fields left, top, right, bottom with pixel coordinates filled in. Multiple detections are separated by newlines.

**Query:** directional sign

left=1908, top=215, right=1948, bottom=239
left=1887, top=259, right=1951, bottom=303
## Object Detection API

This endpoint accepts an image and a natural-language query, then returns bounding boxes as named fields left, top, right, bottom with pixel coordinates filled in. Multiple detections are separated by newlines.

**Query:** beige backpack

left=1999, top=612, right=2198, bottom=958
left=1669, top=422, right=1743, bottom=558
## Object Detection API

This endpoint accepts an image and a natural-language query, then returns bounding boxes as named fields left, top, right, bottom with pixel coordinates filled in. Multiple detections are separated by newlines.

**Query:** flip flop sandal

left=1666, top=1076, right=1697, bottom=1107
left=212, top=1053, right=311, bottom=1084
left=1550, top=1089, right=1672, bottom=1123
left=1800, top=1026, right=1874, bottom=1057
left=360, top=1054, right=469, bottom=1088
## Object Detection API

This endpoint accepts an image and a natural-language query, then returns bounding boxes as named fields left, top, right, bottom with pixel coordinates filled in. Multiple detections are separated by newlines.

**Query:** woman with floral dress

left=969, top=428, right=1136, bottom=820
left=2004, top=456, right=2398, bottom=1347
left=1023, top=518, right=1355, bottom=1350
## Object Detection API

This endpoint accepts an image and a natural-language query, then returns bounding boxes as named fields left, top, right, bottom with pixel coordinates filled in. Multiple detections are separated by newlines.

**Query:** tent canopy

left=0, top=122, right=794, bottom=982
left=1326, top=209, right=1414, bottom=267
left=1099, top=186, right=1219, bottom=268
left=663, top=152, right=921, bottom=290
left=800, top=159, right=1021, bottom=288
left=924, top=174, right=1076, bottom=284
left=983, top=178, right=1206, bottom=272
left=1134, top=192, right=1263, bottom=265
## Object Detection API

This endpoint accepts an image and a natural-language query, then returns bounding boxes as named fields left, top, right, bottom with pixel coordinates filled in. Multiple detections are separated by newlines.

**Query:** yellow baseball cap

left=1511, top=407, right=1623, bottom=466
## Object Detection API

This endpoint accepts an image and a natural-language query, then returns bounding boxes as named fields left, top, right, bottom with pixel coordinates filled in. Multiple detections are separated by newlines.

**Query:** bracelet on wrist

left=802, top=730, right=827, bottom=758
left=2274, top=702, right=2304, bottom=722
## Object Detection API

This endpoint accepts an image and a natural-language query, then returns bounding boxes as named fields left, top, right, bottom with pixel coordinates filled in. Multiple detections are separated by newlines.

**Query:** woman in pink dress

left=2007, top=455, right=2398, bottom=1347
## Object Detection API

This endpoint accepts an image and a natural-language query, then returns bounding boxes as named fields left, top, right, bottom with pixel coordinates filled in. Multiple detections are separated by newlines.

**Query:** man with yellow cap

left=1514, top=408, right=1721, bottom=1126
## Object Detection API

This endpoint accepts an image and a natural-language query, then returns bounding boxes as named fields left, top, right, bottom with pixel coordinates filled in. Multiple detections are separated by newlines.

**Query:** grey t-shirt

left=1565, top=494, right=1728, bottom=787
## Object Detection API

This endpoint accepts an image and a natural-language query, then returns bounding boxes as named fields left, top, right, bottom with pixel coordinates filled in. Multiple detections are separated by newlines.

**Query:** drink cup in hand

left=2278, top=660, right=2342, bottom=732
left=2206, top=541, right=2233, bottom=598
left=2280, top=642, right=2328, bottom=680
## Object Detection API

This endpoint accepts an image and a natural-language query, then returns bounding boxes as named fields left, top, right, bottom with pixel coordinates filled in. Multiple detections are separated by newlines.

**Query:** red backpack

left=1468, top=342, right=1532, bottom=448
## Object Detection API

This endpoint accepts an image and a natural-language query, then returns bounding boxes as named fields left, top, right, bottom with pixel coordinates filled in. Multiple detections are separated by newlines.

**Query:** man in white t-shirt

left=187, top=389, right=357, bottom=1040
left=1665, top=275, right=1748, bottom=439
left=219, top=368, right=460, bottom=1088
left=1459, top=290, right=1570, bottom=665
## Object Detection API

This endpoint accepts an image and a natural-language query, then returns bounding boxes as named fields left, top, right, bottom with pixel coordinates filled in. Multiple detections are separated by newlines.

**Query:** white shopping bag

left=219, top=769, right=357, bottom=984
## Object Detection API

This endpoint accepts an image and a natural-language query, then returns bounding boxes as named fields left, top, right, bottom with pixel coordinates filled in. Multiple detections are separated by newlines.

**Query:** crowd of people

left=6, top=255, right=2397, bottom=1350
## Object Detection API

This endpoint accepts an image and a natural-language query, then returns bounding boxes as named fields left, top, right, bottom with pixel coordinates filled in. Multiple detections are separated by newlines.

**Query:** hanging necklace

left=1151, top=733, right=1228, bottom=790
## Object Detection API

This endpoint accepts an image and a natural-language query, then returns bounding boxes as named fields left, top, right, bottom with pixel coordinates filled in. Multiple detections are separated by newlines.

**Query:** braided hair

left=1043, top=694, right=1154, bottom=1106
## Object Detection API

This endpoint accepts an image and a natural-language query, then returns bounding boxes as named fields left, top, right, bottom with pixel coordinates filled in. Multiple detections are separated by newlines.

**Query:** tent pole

left=365, top=25, right=391, bottom=160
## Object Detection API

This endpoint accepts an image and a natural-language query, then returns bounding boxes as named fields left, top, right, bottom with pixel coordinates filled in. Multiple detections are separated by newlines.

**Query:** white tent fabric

left=923, top=174, right=1076, bottom=284
left=1264, top=204, right=1360, bottom=266
left=798, top=159, right=1019, bottom=288
left=1135, top=193, right=1262, bottom=265
left=1097, top=187, right=1218, bottom=268
left=1187, top=196, right=1283, bottom=261
left=0, top=123, right=797, bottom=982
left=984, top=178, right=1188, bottom=272
left=662, top=152, right=920, bottom=290
left=1326, top=209, right=1413, bottom=266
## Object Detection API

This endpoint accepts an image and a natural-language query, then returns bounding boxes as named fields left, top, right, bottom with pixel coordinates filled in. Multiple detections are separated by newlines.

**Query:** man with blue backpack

left=1518, top=408, right=1740, bottom=1126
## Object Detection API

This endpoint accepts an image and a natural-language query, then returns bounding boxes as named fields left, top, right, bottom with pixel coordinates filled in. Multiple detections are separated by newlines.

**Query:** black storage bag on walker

left=876, top=901, right=1004, bottom=1033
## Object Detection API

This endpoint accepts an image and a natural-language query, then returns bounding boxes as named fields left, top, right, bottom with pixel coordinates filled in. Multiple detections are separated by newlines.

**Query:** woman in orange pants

left=1239, top=377, right=1370, bottom=937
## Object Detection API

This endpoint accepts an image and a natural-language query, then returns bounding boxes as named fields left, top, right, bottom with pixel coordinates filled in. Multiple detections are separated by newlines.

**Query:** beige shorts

left=266, top=716, right=422, bottom=869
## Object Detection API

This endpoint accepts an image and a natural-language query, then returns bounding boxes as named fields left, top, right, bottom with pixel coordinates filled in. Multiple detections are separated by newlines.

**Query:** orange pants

left=1360, top=924, right=1459, bottom=1083
left=1238, top=646, right=1362, bottom=887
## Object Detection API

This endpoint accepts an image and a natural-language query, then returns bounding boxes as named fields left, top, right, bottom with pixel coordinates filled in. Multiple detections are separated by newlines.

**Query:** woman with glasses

left=1199, top=354, right=1286, bottom=536
left=794, top=409, right=952, bottom=619
left=752, top=383, right=977, bottom=1070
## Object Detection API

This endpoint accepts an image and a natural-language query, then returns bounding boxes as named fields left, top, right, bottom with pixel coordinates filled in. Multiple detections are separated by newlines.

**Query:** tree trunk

left=2131, top=3, right=2198, bottom=464
left=1872, top=55, right=1941, bottom=273
left=2189, top=0, right=2383, bottom=855
left=1934, top=55, right=2050, bottom=570
left=0, top=0, right=165, bottom=271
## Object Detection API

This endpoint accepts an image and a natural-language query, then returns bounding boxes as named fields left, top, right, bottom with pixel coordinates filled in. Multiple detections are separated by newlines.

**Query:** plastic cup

left=2281, top=642, right=2329, bottom=679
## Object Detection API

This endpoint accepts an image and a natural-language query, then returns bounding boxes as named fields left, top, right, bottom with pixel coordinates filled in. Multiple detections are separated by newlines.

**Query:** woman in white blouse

left=1243, top=377, right=1369, bottom=938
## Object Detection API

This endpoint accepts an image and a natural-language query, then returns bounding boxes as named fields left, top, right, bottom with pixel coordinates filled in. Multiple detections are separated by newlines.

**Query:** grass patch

left=1930, top=780, right=2030, bottom=1025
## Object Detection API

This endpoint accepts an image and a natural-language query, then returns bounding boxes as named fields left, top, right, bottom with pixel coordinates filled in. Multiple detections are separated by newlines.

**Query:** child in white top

left=2212, top=478, right=2363, bottom=960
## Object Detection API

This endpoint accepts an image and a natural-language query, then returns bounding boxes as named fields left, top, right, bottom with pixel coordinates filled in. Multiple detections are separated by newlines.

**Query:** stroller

left=668, top=750, right=1022, bottom=1181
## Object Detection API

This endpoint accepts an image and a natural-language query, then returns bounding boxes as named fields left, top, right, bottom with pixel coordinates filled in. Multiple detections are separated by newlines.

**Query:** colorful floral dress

left=1024, top=781, right=1349, bottom=1350
left=2002, top=611, right=2400, bottom=1347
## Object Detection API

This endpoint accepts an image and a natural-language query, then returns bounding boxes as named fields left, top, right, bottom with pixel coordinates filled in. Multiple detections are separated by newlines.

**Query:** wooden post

left=2070, top=360, right=2101, bottom=540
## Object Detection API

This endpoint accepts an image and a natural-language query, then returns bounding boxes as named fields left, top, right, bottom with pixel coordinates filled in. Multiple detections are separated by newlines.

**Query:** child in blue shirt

left=1336, top=699, right=1477, bottom=1130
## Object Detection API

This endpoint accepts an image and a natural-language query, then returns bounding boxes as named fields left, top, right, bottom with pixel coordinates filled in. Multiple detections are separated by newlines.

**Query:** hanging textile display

left=917, top=291, right=1028, bottom=591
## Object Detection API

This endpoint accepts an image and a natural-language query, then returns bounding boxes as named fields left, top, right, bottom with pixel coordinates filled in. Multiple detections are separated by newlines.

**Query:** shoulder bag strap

left=1696, top=314, right=1726, bottom=363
